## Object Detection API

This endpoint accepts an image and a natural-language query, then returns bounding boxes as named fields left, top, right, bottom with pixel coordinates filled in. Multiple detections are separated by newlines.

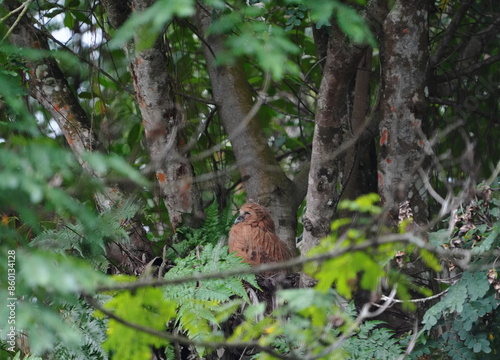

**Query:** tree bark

left=300, top=32, right=365, bottom=253
left=378, top=0, right=429, bottom=225
left=300, top=0, right=388, bottom=257
left=195, top=4, right=307, bottom=249
left=102, top=0, right=206, bottom=229
left=341, top=49, right=378, bottom=202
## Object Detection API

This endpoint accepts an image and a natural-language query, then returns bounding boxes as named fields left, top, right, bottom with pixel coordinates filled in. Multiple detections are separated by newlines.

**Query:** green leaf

left=109, top=0, right=195, bottom=50
left=471, top=223, right=499, bottom=254
left=81, top=152, right=148, bottom=187
left=102, top=287, right=177, bottom=360
left=63, top=13, right=75, bottom=29
left=335, top=4, right=377, bottom=47
left=463, top=271, right=490, bottom=301
left=338, top=193, right=381, bottom=214
left=419, top=249, right=441, bottom=272
left=19, top=250, right=108, bottom=293
left=311, top=251, right=384, bottom=298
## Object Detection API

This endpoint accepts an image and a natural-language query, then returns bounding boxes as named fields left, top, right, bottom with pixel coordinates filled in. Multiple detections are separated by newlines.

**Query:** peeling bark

left=195, top=5, right=307, bottom=248
left=378, top=0, right=429, bottom=225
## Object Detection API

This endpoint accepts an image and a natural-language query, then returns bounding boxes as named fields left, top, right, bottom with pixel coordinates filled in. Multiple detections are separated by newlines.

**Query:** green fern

left=169, top=202, right=235, bottom=260
left=11, top=353, right=43, bottom=360
left=53, top=303, right=108, bottom=360
left=417, top=184, right=500, bottom=359
left=29, top=199, right=140, bottom=271
left=163, top=242, right=257, bottom=343
left=343, top=320, right=405, bottom=360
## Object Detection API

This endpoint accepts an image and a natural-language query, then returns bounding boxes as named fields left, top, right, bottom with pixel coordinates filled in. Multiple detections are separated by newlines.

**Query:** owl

left=228, top=203, right=293, bottom=266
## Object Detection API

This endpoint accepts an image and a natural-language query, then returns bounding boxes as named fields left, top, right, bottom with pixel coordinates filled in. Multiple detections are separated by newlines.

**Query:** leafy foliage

left=306, top=194, right=439, bottom=303
left=102, top=285, right=176, bottom=360
left=1, top=0, right=499, bottom=358
left=52, top=303, right=109, bottom=360
left=170, top=201, right=235, bottom=260
left=343, top=320, right=405, bottom=360
left=163, top=243, right=257, bottom=345
left=30, top=199, right=140, bottom=270
left=97, top=203, right=257, bottom=359
left=414, top=182, right=500, bottom=359
left=10, top=354, right=43, bottom=360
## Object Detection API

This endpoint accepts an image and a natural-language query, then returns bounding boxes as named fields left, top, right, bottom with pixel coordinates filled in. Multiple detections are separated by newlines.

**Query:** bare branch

left=379, top=288, right=449, bottom=305
left=0, top=0, right=33, bottom=43
left=430, top=0, right=474, bottom=67
left=95, top=232, right=484, bottom=293
left=435, top=53, right=500, bottom=82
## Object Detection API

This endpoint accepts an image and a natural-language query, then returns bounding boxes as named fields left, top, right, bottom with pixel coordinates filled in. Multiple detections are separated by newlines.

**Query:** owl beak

left=234, top=215, right=244, bottom=224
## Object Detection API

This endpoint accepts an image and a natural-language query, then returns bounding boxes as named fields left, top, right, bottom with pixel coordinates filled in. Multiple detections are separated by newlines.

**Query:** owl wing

left=229, top=223, right=292, bottom=266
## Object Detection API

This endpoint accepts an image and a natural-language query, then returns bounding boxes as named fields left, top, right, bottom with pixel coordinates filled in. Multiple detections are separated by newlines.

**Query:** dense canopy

left=0, top=0, right=499, bottom=359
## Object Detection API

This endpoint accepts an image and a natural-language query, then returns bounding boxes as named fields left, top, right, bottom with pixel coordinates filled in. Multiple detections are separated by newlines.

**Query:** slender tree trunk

left=195, top=4, right=308, bottom=248
left=300, top=33, right=365, bottom=254
left=378, top=0, right=429, bottom=225
left=300, top=0, right=388, bottom=258
left=341, top=49, right=378, bottom=202
left=102, top=0, right=206, bottom=229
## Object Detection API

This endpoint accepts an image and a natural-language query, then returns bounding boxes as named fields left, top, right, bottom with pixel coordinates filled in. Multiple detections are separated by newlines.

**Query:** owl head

left=234, top=203, right=276, bottom=232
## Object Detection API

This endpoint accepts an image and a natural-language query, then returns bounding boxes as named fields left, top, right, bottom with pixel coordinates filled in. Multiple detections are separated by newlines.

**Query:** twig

left=174, top=90, right=217, bottom=105
left=418, top=168, right=445, bottom=204
left=486, top=161, right=500, bottom=188
left=434, top=53, right=500, bottom=82
left=379, top=288, right=449, bottom=304
left=0, top=0, right=30, bottom=22
left=430, top=0, right=474, bottom=67
left=305, top=289, right=398, bottom=360
left=1, top=0, right=34, bottom=44
left=398, top=318, right=420, bottom=360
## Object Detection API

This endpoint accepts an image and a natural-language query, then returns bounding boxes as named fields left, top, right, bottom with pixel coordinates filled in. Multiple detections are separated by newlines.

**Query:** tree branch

left=0, top=0, right=32, bottom=43
left=430, top=0, right=474, bottom=67
left=84, top=295, right=299, bottom=360
left=434, top=53, right=500, bottom=82
left=95, top=231, right=483, bottom=293
left=378, top=288, right=449, bottom=304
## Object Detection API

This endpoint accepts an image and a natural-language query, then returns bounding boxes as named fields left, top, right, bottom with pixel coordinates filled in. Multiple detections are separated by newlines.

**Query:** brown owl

left=228, top=203, right=293, bottom=266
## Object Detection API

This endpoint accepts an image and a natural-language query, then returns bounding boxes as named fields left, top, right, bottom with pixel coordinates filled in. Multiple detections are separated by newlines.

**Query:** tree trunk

left=102, top=0, right=206, bottom=229
left=195, top=5, right=307, bottom=249
left=378, top=0, right=429, bottom=225
left=300, top=0, right=389, bottom=257
left=300, top=33, right=365, bottom=254
left=341, top=49, right=378, bottom=202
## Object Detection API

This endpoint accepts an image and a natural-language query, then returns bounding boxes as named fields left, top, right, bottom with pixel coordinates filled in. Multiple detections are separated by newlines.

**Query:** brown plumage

left=228, top=203, right=293, bottom=266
